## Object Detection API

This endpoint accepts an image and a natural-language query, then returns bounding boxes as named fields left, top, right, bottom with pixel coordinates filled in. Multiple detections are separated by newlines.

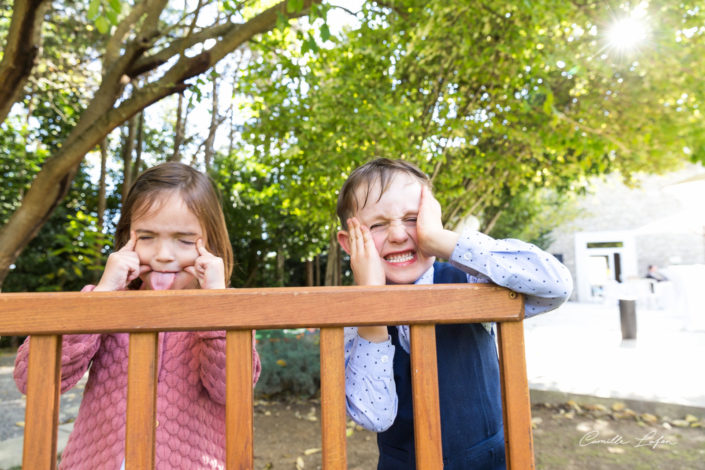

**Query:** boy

left=338, top=158, right=572, bottom=469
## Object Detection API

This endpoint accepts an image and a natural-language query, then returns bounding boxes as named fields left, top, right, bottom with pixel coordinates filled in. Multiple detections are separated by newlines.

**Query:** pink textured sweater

left=14, top=287, right=261, bottom=470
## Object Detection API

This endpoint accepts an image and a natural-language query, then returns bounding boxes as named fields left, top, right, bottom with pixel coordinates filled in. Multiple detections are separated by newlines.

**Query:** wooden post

left=23, top=335, right=62, bottom=470
left=226, top=330, right=254, bottom=469
left=497, top=321, right=535, bottom=469
left=409, top=325, right=443, bottom=469
left=125, top=332, right=158, bottom=469
left=319, top=327, right=347, bottom=469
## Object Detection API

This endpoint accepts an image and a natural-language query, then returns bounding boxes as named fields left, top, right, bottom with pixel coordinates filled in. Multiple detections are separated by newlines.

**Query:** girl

left=14, top=162, right=261, bottom=469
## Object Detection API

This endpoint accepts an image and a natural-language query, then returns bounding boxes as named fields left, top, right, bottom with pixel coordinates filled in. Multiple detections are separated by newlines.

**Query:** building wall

left=547, top=164, right=705, bottom=301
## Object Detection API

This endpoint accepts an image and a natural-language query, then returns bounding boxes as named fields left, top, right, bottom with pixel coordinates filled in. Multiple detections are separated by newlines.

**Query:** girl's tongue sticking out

left=150, top=272, right=176, bottom=290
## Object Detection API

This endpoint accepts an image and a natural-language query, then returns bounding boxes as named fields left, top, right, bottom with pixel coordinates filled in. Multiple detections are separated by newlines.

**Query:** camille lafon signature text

left=579, top=430, right=675, bottom=450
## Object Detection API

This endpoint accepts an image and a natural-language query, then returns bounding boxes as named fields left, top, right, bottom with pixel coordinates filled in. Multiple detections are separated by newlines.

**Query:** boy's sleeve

left=344, top=327, right=397, bottom=432
left=449, top=230, right=573, bottom=318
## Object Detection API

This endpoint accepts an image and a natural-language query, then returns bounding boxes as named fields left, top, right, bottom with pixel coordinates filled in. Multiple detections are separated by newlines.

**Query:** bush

left=255, top=329, right=320, bottom=398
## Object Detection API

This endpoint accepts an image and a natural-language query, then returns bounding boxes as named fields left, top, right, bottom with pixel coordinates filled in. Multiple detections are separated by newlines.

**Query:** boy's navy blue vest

left=377, top=262, right=506, bottom=470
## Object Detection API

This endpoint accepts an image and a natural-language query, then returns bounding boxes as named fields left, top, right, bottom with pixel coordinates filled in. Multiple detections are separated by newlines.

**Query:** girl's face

left=131, top=192, right=204, bottom=290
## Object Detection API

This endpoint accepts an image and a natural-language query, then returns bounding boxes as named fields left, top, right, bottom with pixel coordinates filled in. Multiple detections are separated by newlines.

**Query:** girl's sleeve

left=14, top=284, right=102, bottom=395
left=14, top=334, right=102, bottom=394
left=196, top=330, right=261, bottom=405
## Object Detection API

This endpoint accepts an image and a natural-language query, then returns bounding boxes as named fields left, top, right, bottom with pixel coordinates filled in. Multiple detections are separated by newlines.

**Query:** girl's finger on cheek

left=184, top=266, right=197, bottom=278
left=197, top=238, right=212, bottom=256
left=122, top=230, right=138, bottom=251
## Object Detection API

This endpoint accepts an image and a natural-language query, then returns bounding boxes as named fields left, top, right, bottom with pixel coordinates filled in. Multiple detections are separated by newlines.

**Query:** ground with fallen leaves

left=252, top=398, right=705, bottom=469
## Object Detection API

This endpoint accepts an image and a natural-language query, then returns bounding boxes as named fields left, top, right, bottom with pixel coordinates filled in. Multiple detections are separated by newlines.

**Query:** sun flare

left=605, top=6, right=650, bottom=56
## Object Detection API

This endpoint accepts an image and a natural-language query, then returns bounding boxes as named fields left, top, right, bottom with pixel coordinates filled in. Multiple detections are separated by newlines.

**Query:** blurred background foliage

left=254, top=329, right=321, bottom=398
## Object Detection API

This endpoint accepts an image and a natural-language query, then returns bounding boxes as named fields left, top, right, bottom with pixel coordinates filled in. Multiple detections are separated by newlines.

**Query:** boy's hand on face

left=184, top=239, right=226, bottom=289
left=94, top=231, right=150, bottom=291
left=347, top=217, right=386, bottom=286
left=416, top=186, right=459, bottom=260
left=345, top=218, right=389, bottom=343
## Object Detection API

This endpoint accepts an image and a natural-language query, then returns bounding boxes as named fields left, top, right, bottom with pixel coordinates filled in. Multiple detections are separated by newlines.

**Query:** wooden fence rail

left=0, top=283, right=534, bottom=469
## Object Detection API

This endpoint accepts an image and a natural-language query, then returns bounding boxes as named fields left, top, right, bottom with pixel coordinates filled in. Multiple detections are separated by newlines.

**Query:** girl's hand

left=184, top=239, right=226, bottom=289
left=347, top=217, right=386, bottom=286
left=94, top=231, right=150, bottom=291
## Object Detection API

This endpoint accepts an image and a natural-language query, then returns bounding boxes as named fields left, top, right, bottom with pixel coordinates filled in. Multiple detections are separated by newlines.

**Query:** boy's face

left=348, top=173, right=435, bottom=284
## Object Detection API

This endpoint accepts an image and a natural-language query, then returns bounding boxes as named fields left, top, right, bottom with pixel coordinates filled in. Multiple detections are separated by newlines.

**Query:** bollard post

left=619, top=299, right=637, bottom=340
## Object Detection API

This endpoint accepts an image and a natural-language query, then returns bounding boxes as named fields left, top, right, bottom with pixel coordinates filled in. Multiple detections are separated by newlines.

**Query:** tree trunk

left=306, top=259, right=314, bottom=286
left=0, top=0, right=50, bottom=123
left=204, top=74, right=219, bottom=170
left=324, top=230, right=341, bottom=286
left=276, top=250, right=285, bottom=286
left=97, top=139, right=108, bottom=230
left=315, top=254, right=320, bottom=286
left=133, top=111, right=145, bottom=178
left=228, top=106, right=235, bottom=157
left=121, top=116, right=138, bottom=201
left=171, top=93, right=185, bottom=163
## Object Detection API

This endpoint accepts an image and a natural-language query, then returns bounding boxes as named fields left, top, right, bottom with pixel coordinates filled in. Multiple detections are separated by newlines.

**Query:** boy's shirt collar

left=414, top=265, right=434, bottom=285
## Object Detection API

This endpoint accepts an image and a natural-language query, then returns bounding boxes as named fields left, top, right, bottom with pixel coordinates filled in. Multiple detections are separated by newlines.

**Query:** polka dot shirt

left=344, top=229, right=573, bottom=431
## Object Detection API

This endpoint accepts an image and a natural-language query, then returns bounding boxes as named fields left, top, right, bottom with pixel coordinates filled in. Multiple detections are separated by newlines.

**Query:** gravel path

left=0, top=351, right=84, bottom=442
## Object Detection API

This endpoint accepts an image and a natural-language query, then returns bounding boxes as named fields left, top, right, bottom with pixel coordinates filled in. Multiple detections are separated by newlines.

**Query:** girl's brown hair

left=336, top=158, right=431, bottom=230
left=115, top=162, right=234, bottom=287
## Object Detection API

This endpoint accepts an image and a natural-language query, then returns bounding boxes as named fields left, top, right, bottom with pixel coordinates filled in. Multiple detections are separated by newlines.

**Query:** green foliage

left=3, top=167, right=109, bottom=293
left=87, top=0, right=122, bottom=34
left=237, top=0, right=705, bottom=236
left=255, top=329, right=321, bottom=398
left=487, top=189, right=580, bottom=250
left=212, top=154, right=329, bottom=287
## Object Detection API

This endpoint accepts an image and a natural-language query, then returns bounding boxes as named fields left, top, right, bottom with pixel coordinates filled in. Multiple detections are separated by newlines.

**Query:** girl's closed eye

left=179, top=239, right=196, bottom=245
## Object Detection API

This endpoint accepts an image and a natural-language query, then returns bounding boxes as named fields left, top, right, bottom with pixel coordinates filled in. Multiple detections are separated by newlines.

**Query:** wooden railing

left=0, top=283, right=533, bottom=469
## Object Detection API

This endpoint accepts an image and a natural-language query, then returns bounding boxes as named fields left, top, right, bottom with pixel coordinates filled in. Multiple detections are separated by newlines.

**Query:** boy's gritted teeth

left=384, top=251, right=416, bottom=264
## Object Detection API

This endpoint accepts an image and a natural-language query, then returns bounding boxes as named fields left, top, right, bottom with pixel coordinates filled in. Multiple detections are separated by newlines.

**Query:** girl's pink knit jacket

left=14, top=286, right=261, bottom=469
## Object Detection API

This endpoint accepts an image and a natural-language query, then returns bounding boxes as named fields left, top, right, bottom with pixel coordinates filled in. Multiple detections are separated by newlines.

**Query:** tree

left=237, top=0, right=705, bottom=245
left=0, top=0, right=50, bottom=123
left=0, top=0, right=324, bottom=289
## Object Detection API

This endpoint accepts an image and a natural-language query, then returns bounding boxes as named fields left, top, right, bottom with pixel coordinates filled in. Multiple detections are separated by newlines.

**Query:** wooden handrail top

left=0, top=283, right=523, bottom=335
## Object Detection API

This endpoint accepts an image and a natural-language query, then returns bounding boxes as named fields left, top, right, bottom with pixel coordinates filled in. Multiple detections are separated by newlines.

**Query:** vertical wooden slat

left=125, top=332, right=158, bottom=470
left=319, top=327, right=347, bottom=469
left=23, top=335, right=62, bottom=470
left=409, top=324, right=443, bottom=469
left=497, top=321, right=535, bottom=470
left=226, top=330, right=254, bottom=469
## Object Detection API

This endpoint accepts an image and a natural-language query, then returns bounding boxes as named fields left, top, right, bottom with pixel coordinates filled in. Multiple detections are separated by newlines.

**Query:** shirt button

left=463, top=253, right=472, bottom=261
left=380, top=355, right=389, bottom=364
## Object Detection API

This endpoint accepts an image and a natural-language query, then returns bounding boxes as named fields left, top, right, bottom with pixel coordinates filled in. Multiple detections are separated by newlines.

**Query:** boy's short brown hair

left=336, top=158, right=431, bottom=230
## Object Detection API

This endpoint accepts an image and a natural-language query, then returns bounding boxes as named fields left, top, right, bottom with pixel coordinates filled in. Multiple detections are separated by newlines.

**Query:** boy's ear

left=337, top=230, right=352, bottom=255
